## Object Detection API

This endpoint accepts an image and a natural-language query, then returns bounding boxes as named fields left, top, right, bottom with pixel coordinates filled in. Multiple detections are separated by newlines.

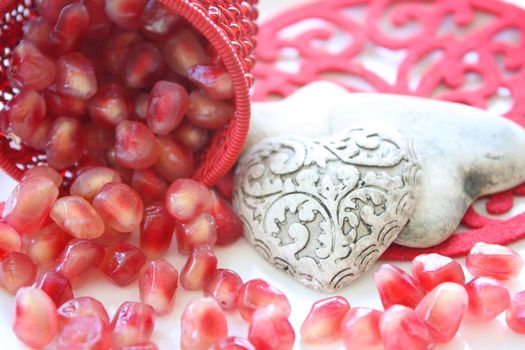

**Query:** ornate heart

left=233, top=127, right=421, bottom=292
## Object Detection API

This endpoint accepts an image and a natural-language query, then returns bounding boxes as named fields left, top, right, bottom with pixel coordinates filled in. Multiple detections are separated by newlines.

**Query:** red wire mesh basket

left=0, top=0, right=257, bottom=187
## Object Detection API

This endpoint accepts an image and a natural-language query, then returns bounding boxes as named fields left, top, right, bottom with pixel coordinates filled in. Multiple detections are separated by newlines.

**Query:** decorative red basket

left=0, top=0, right=257, bottom=187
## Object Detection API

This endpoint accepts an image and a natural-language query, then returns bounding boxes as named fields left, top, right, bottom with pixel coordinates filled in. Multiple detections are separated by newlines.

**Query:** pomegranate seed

left=58, top=296, right=110, bottom=329
left=5, top=90, right=46, bottom=142
left=507, top=290, right=525, bottom=334
left=106, top=147, right=133, bottom=182
left=50, top=196, right=105, bottom=239
left=146, top=81, right=189, bottom=135
left=93, top=182, right=144, bottom=232
left=45, top=90, right=88, bottom=119
left=379, top=305, right=434, bottom=350
left=50, top=2, right=90, bottom=55
left=411, top=253, right=465, bottom=291
left=163, top=28, right=208, bottom=77
left=248, top=305, right=295, bottom=350
left=188, top=65, right=234, bottom=100
left=13, top=287, right=58, bottom=348
left=134, top=93, right=149, bottom=119
left=103, top=29, right=143, bottom=75
left=140, top=203, right=174, bottom=258
left=175, top=213, right=217, bottom=254
left=165, top=179, right=211, bottom=221
left=106, top=0, right=148, bottom=29
left=55, top=52, right=98, bottom=99
left=21, top=223, right=71, bottom=268
left=300, top=296, right=350, bottom=344
left=415, top=282, right=468, bottom=343
left=3, top=176, right=59, bottom=234
left=55, top=239, right=104, bottom=282
left=8, top=42, right=56, bottom=90
left=180, top=244, right=217, bottom=291
left=187, top=90, right=234, bottom=129
left=70, top=167, right=122, bottom=200
left=88, top=84, right=130, bottom=127
left=141, top=0, right=180, bottom=40
left=132, top=169, right=169, bottom=206
left=465, top=276, right=511, bottom=321
left=34, top=271, right=73, bottom=307
left=173, top=120, right=209, bottom=152
left=58, top=315, right=111, bottom=350
left=373, top=264, right=425, bottom=309
left=237, top=279, right=291, bottom=321
left=139, top=259, right=178, bottom=316
left=210, top=190, right=244, bottom=246
left=23, top=165, right=63, bottom=188
left=204, top=269, right=243, bottom=311
left=111, top=302, right=155, bottom=348
left=154, top=136, right=193, bottom=182
left=115, top=121, right=159, bottom=170
left=181, top=297, right=228, bottom=350
left=23, top=18, right=51, bottom=54
left=25, top=118, right=51, bottom=151
left=466, top=242, right=523, bottom=280
left=94, top=226, right=131, bottom=247
left=210, top=337, right=256, bottom=350
left=0, top=223, right=21, bottom=258
left=341, top=307, right=383, bottom=350
left=0, top=252, right=36, bottom=294
left=100, top=243, right=146, bottom=286
left=83, top=0, right=112, bottom=40
left=84, top=123, right=115, bottom=161
left=125, top=42, right=164, bottom=88
left=36, top=0, right=74, bottom=24
left=46, top=117, right=83, bottom=170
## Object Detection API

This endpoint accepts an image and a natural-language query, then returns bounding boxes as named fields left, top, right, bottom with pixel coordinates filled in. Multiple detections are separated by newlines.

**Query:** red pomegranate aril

left=125, top=42, right=164, bottom=88
left=204, top=269, right=243, bottom=311
left=111, top=302, right=155, bottom=348
left=58, top=315, right=111, bottom=350
left=164, top=28, right=208, bottom=77
left=58, top=296, right=110, bottom=329
left=14, top=287, right=58, bottom=348
left=50, top=2, right=90, bottom=55
left=106, top=0, right=148, bottom=29
left=83, top=0, right=112, bottom=41
left=140, top=203, right=174, bottom=258
left=188, top=64, right=234, bottom=100
left=132, top=169, right=169, bottom=206
left=71, top=167, right=122, bottom=201
left=23, top=165, right=63, bottom=187
left=181, top=297, right=228, bottom=350
left=373, top=263, right=425, bottom=309
left=465, top=276, right=511, bottom=321
left=174, top=120, right=209, bottom=152
left=104, top=29, right=143, bottom=75
left=88, top=84, right=130, bottom=127
left=46, top=116, right=83, bottom=170
left=210, top=190, right=244, bottom=246
left=51, top=196, right=105, bottom=239
left=0, top=223, right=21, bottom=258
left=0, top=252, right=37, bottom=294
left=106, top=147, right=133, bottom=182
left=8, top=41, right=56, bottom=90
left=100, top=243, right=146, bottom=286
left=141, top=0, right=180, bottom=40
left=210, top=337, right=256, bottom=350
left=45, top=90, right=87, bottom=118
left=237, top=279, right=291, bottom=321
left=187, top=90, right=234, bottom=129
left=22, top=223, right=71, bottom=268
left=34, top=271, right=73, bottom=307
left=411, top=253, right=465, bottom=291
left=5, top=90, right=46, bottom=142
left=93, top=182, right=144, bottom=232
left=115, top=121, right=159, bottom=170
left=25, top=119, right=51, bottom=151
left=300, top=296, right=350, bottom=344
left=380, top=305, right=434, bottom=350
left=507, top=291, right=525, bottom=334
left=139, top=259, right=178, bottom=316
left=466, top=242, right=523, bottom=280
left=55, top=52, right=98, bottom=99
left=180, top=244, right=217, bottom=291
left=120, top=342, right=159, bottom=350
left=55, top=239, right=105, bottom=282
left=3, top=176, right=59, bottom=234
left=248, top=305, right=295, bottom=350
left=134, top=93, right=149, bottom=119
left=165, top=179, right=212, bottom=221
left=175, top=213, right=217, bottom=254
left=146, top=80, right=189, bottom=135
left=23, top=18, right=51, bottom=53
left=341, top=307, right=383, bottom=350
left=36, top=0, right=74, bottom=24
left=154, top=136, right=193, bottom=182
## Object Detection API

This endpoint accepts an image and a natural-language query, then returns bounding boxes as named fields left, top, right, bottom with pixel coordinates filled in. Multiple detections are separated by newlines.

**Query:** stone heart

left=233, top=127, right=421, bottom=292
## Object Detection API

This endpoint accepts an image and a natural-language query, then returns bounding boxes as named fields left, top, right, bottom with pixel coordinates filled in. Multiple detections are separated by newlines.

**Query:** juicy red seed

left=5, top=90, right=46, bottom=142
left=51, top=196, right=105, bottom=239
left=141, top=0, right=180, bottom=40
left=180, top=244, right=218, bottom=291
left=115, top=121, right=159, bottom=170
left=14, top=287, right=58, bottom=349
left=120, top=342, right=159, bottom=350
left=88, top=83, right=130, bottom=127
left=187, top=90, right=234, bottom=129
left=21, top=223, right=71, bottom=268
left=34, top=271, right=74, bottom=307
left=415, top=282, right=468, bottom=343
left=204, top=269, right=243, bottom=311
left=55, top=239, right=105, bottom=282
left=58, top=296, right=110, bottom=329
left=111, top=301, right=155, bottom=348
left=373, top=264, right=426, bottom=309
left=154, top=136, right=193, bottom=182
left=94, top=226, right=131, bottom=247
left=100, top=243, right=146, bottom=286
left=173, top=120, right=209, bottom=152
left=70, top=167, right=123, bottom=201
left=379, top=305, right=434, bottom=350
left=147, top=80, right=189, bottom=135
left=139, top=259, right=178, bottom=316
left=237, top=279, right=291, bottom=321
left=300, top=296, right=350, bottom=344
left=58, top=315, right=111, bottom=350
left=23, top=165, right=63, bottom=187
left=83, top=0, right=112, bottom=40
left=341, top=307, right=383, bottom=350
left=210, top=190, right=244, bottom=246
left=8, top=41, right=56, bottom=90
left=55, top=52, right=98, bottom=99
left=465, top=276, right=511, bottom=321
left=411, top=253, right=465, bottom=291
left=0, top=252, right=37, bottom=295
left=175, top=213, right=217, bottom=254
left=45, top=90, right=87, bottom=118
left=46, top=116, right=83, bottom=170
left=248, top=305, right=295, bottom=350
left=181, top=297, right=228, bottom=350
left=103, top=29, right=143, bottom=75
left=36, top=0, right=74, bottom=24
left=106, top=0, right=148, bottom=29
left=134, top=93, right=149, bottom=119
left=23, top=17, right=51, bottom=53
left=25, top=119, right=51, bottom=151
left=93, top=182, right=144, bottom=232
left=466, top=242, right=524, bottom=280
left=132, top=169, right=169, bottom=206
left=0, top=223, right=21, bottom=258
left=125, top=42, right=164, bottom=88
left=3, top=176, right=59, bottom=234
left=163, top=28, right=208, bottom=77
left=209, top=337, right=256, bottom=350
left=507, top=290, right=525, bottom=334
left=140, top=202, right=174, bottom=258
left=188, top=64, right=234, bottom=100
left=49, top=2, right=90, bottom=55
left=165, top=179, right=212, bottom=221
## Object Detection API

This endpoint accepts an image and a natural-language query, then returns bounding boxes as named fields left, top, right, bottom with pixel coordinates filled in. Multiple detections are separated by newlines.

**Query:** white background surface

left=1, top=0, right=525, bottom=349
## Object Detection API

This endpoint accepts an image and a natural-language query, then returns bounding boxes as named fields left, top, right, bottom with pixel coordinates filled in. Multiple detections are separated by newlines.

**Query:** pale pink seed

left=0, top=223, right=21, bottom=258
left=22, top=18, right=51, bottom=53
left=188, top=64, right=234, bottom=100
left=119, top=342, right=159, bottom=350
left=180, top=244, right=218, bottom=291
left=132, top=169, right=169, bottom=206
left=8, top=41, right=56, bottom=90
left=140, top=0, right=180, bottom=40
left=55, top=239, right=105, bottom=283
left=248, top=305, right=295, bottom=350
left=14, top=287, right=58, bottom=348
left=506, top=290, right=525, bottom=334
left=83, top=0, right=112, bottom=40
left=180, top=297, right=228, bottom=350
left=50, top=196, right=105, bottom=239
left=23, top=165, right=63, bottom=187
left=105, top=0, right=148, bottom=29
left=465, top=276, right=511, bottom=321
left=103, top=29, right=143, bottom=75
left=210, top=337, right=256, bottom=350
left=88, top=83, right=130, bottom=127
left=175, top=213, right=217, bottom=254
left=379, top=305, right=434, bottom=350
left=49, top=2, right=90, bottom=55
left=36, top=0, right=74, bottom=25
left=134, top=93, right=149, bottom=119
left=111, top=302, right=155, bottom=348
left=100, top=243, right=146, bottom=286
left=373, top=264, right=426, bottom=309
left=58, top=296, right=110, bottom=330
left=21, top=223, right=71, bottom=268
left=5, top=90, right=46, bottom=142
left=0, top=252, right=37, bottom=294
left=46, top=116, right=83, bottom=170
left=55, top=52, right=98, bottom=100
left=173, top=120, right=209, bottom=152
left=70, top=167, right=122, bottom=201
left=58, top=315, right=111, bottom=350
left=45, top=90, right=88, bottom=119
left=139, top=202, right=174, bottom=258
left=466, top=242, right=524, bottom=280
left=341, top=307, right=383, bottom=350
left=300, top=296, right=350, bottom=344
left=163, top=28, right=208, bottom=76
left=34, top=271, right=74, bottom=307
left=147, top=80, right=189, bottom=135
left=210, top=190, right=244, bottom=246
left=187, top=90, right=234, bottom=129
left=165, top=179, right=212, bottom=221
left=154, top=136, right=193, bottom=182
left=237, top=279, right=291, bottom=321
left=115, top=121, right=159, bottom=170
left=139, top=259, right=178, bottom=316
left=204, top=269, right=243, bottom=311
left=25, top=119, right=51, bottom=151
